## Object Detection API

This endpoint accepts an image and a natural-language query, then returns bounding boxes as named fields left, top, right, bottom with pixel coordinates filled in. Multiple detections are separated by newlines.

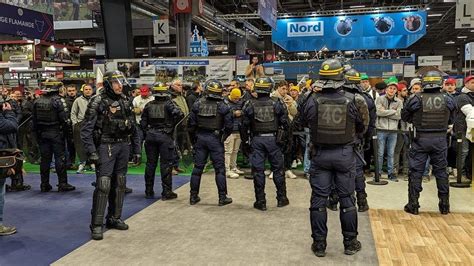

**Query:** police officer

left=401, top=71, right=455, bottom=215
left=81, top=71, right=141, bottom=240
left=32, top=79, right=75, bottom=192
left=302, top=59, right=366, bottom=257
left=342, top=68, right=375, bottom=212
left=240, top=77, right=290, bottom=211
left=188, top=80, right=233, bottom=206
left=141, top=82, right=183, bottom=199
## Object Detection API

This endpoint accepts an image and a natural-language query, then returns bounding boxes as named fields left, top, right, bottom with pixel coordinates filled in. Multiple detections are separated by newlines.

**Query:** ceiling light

left=74, top=39, right=84, bottom=43
left=350, top=5, right=365, bottom=8
left=457, top=36, right=468, bottom=39
left=222, top=51, right=228, bottom=54
left=445, top=41, right=455, bottom=44
left=426, top=7, right=431, bottom=10
left=471, top=30, right=474, bottom=32
left=428, top=13, right=442, bottom=17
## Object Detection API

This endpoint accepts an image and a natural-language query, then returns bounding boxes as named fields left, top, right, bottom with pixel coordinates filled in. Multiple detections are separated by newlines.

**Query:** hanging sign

left=153, top=16, right=170, bottom=44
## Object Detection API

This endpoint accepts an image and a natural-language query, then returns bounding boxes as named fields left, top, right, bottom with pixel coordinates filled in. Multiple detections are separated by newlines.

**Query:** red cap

left=445, top=78, right=456, bottom=85
left=465, top=75, right=474, bottom=84
left=140, top=85, right=149, bottom=96
left=397, top=83, right=407, bottom=92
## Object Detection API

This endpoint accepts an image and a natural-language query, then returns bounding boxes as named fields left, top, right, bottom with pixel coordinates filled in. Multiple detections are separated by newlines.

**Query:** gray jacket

left=375, top=94, right=402, bottom=132
left=70, top=95, right=90, bottom=125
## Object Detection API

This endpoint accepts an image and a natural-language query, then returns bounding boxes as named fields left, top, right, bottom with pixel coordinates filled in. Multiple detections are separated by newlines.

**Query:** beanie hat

left=360, top=73, right=369, bottom=80
left=290, top=85, right=300, bottom=92
left=384, top=76, right=399, bottom=86
left=409, top=78, right=422, bottom=89
left=397, top=83, right=407, bottom=92
left=444, top=78, right=456, bottom=85
left=465, top=75, right=474, bottom=84
left=229, top=88, right=242, bottom=100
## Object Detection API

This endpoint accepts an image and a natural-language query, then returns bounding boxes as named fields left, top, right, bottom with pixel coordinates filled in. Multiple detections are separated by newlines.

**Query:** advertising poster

left=139, top=61, right=156, bottom=84
left=0, top=44, right=34, bottom=61
left=183, top=66, right=206, bottom=82
left=273, top=11, right=427, bottom=51
left=40, top=45, right=80, bottom=65
left=117, top=61, right=140, bottom=78
left=0, top=2, right=54, bottom=41
left=207, top=59, right=234, bottom=82
left=155, top=65, right=179, bottom=83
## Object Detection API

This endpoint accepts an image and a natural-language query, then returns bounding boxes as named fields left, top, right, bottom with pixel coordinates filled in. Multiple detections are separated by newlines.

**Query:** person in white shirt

left=71, top=84, right=94, bottom=173
left=132, top=85, right=154, bottom=144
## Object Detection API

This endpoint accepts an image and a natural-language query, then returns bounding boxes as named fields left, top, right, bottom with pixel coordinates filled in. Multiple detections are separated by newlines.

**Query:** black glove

left=132, top=154, right=141, bottom=165
left=88, top=152, right=99, bottom=165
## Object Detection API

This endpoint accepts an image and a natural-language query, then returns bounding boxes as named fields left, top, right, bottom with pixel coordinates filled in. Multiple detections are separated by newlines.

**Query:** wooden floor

left=369, top=209, right=474, bottom=266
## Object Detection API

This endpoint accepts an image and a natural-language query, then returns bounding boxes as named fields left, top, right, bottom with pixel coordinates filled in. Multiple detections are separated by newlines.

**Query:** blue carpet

left=0, top=173, right=190, bottom=266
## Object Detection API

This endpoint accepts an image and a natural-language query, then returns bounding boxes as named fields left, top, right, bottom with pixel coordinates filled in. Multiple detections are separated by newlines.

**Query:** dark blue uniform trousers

left=309, top=145, right=358, bottom=241
left=91, top=142, right=130, bottom=226
left=38, top=130, right=68, bottom=185
left=190, top=132, right=227, bottom=197
left=408, top=136, right=449, bottom=198
left=144, top=131, right=175, bottom=193
left=250, top=136, right=286, bottom=201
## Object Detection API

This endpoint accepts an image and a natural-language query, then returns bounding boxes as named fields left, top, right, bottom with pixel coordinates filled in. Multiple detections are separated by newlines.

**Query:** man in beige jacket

left=271, top=81, right=298, bottom=179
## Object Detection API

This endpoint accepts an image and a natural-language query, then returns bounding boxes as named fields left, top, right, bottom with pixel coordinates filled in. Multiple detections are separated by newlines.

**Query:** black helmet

left=204, top=79, right=224, bottom=99
left=422, top=71, right=443, bottom=89
left=152, top=82, right=169, bottom=97
left=103, top=70, right=129, bottom=94
left=343, top=68, right=362, bottom=91
left=318, top=59, right=345, bottom=89
left=254, top=77, right=274, bottom=94
left=41, top=78, right=63, bottom=94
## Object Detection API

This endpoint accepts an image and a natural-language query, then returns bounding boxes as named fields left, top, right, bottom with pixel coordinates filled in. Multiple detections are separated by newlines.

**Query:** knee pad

left=97, top=176, right=111, bottom=193
left=310, top=194, right=328, bottom=211
left=339, top=194, right=357, bottom=213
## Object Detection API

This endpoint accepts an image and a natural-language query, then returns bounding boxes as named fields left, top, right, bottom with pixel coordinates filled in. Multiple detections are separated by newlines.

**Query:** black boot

left=404, top=195, right=420, bottom=215
left=40, top=183, right=52, bottom=192
left=125, top=187, right=133, bottom=194
left=277, top=196, right=290, bottom=207
left=58, top=183, right=76, bottom=192
left=253, top=200, right=267, bottom=211
left=343, top=237, right=362, bottom=255
left=145, top=187, right=154, bottom=199
left=311, top=239, right=327, bottom=257
left=438, top=194, right=450, bottom=215
left=356, top=192, right=369, bottom=212
left=106, top=217, right=129, bottom=230
left=190, top=192, right=201, bottom=205
left=162, top=190, right=178, bottom=201
left=90, top=225, right=103, bottom=240
left=218, top=195, right=233, bottom=206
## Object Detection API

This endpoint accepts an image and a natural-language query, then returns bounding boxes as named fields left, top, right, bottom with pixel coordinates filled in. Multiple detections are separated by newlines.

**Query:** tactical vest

left=413, top=93, right=449, bottom=131
left=250, top=98, right=278, bottom=133
left=101, top=97, right=133, bottom=137
left=312, top=92, right=355, bottom=145
left=147, top=100, right=172, bottom=130
left=197, top=98, right=223, bottom=130
left=34, top=96, right=59, bottom=126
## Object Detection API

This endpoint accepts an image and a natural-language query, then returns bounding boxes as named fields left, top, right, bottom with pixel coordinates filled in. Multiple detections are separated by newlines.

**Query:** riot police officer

left=32, top=79, right=75, bottom=192
left=81, top=71, right=141, bottom=240
left=240, top=77, right=290, bottom=211
left=401, top=71, right=455, bottom=215
left=343, top=68, right=375, bottom=212
left=188, top=80, right=233, bottom=206
left=141, top=82, right=184, bottom=199
left=302, top=59, right=366, bottom=257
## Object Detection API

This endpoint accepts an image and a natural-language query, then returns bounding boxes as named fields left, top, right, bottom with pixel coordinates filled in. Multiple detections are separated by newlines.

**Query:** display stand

left=367, top=131, right=388, bottom=185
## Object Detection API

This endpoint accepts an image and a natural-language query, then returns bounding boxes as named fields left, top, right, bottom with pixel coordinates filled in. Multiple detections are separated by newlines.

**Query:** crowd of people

left=0, top=59, right=473, bottom=256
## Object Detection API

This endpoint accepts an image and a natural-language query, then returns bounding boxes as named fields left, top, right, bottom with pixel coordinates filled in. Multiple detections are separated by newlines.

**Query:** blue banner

left=272, top=11, right=426, bottom=52
left=0, top=2, right=54, bottom=41
left=259, top=0, right=277, bottom=29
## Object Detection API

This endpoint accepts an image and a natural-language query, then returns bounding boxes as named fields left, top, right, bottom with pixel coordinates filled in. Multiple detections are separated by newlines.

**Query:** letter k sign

left=157, top=23, right=165, bottom=34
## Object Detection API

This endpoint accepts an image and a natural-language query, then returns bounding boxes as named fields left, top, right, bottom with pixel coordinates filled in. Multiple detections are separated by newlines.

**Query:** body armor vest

left=34, top=96, right=59, bottom=126
left=197, top=98, right=223, bottom=130
left=312, top=92, right=355, bottom=145
left=413, top=93, right=449, bottom=131
left=147, top=100, right=172, bottom=130
left=101, top=97, right=133, bottom=137
left=250, top=98, right=278, bottom=133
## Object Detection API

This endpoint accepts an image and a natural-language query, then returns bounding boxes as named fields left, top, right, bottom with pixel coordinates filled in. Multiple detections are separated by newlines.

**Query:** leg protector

left=310, top=193, right=329, bottom=240
left=339, top=194, right=358, bottom=237
left=108, top=175, right=126, bottom=219
left=91, top=176, right=111, bottom=226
